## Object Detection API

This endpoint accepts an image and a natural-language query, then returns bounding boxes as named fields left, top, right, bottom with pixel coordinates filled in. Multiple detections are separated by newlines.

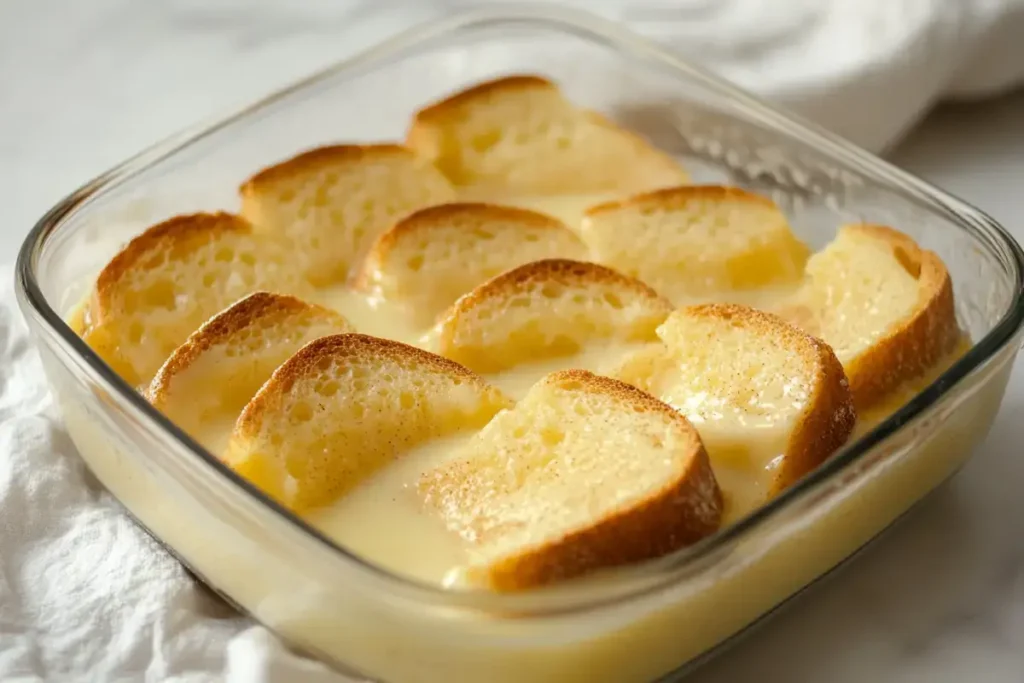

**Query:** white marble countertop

left=2, top=2, right=1024, bottom=682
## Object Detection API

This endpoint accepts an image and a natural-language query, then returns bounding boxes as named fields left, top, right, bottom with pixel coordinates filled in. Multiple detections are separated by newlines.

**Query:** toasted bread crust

left=145, top=292, right=348, bottom=404
left=782, top=341, right=857, bottom=493
left=407, top=75, right=687, bottom=192
left=839, top=224, right=960, bottom=410
left=436, top=259, right=674, bottom=372
left=409, top=75, right=555, bottom=128
left=678, top=303, right=818, bottom=352
left=665, top=304, right=856, bottom=494
left=376, top=202, right=568, bottom=252
left=585, top=184, right=776, bottom=218
left=407, top=77, right=556, bottom=166
left=234, top=333, right=501, bottom=439
left=93, top=212, right=251, bottom=318
left=441, top=258, right=672, bottom=325
left=239, top=144, right=423, bottom=193
left=355, top=202, right=574, bottom=289
left=466, top=370, right=722, bottom=591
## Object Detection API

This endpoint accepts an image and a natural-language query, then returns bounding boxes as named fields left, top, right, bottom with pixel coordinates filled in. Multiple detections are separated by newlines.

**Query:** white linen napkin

left=2, top=1, right=1024, bottom=681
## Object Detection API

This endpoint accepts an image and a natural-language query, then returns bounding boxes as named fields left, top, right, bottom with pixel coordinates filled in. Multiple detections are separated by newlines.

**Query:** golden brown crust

left=439, top=258, right=673, bottom=327
left=233, top=333, right=498, bottom=439
left=407, top=74, right=688, bottom=193
left=681, top=302, right=823, bottom=359
left=543, top=369, right=693, bottom=424
left=145, top=291, right=346, bottom=404
left=779, top=339, right=857, bottom=493
left=478, top=369, right=722, bottom=591
left=839, top=224, right=960, bottom=411
left=406, top=76, right=557, bottom=163
left=584, top=184, right=776, bottom=219
left=671, top=303, right=856, bottom=495
left=410, top=75, right=555, bottom=126
left=93, top=212, right=251, bottom=318
left=380, top=202, right=567, bottom=249
left=355, top=202, right=574, bottom=290
left=239, top=144, right=423, bottom=193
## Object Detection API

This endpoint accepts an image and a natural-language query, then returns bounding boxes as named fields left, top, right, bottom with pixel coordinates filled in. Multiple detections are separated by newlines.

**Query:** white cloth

left=609, top=0, right=1024, bottom=152
left=341, top=0, right=1024, bottom=153
left=1, top=2, right=1023, bottom=682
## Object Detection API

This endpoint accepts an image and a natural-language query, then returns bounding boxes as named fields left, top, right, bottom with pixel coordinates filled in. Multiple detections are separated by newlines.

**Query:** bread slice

left=145, top=292, right=352, bottom=451
left=239, top=144, right=456, bottom=286
left=355, top=202, right=587, bottom=323
left=225, top=334, right=511, bottom=512
left=406, top=75, right=688, bottom=196
left=434, top=259, right=674, bottom=373
left=419, top=369, right=722, bottom=591
left=615, top=304, right=855, bottom=502
left=581, top=185, right=810, bottom=301
left=776, top=224, right=959, bottom=411
left=80, top=212, right=309, bottom=386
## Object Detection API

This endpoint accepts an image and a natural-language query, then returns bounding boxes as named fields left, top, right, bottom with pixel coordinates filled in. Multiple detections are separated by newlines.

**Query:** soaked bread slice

left=145, top=292, right=352, bottom=451
left=81, top=212, right=309, bottom=386
left=419, top=369, right=722, bottom=591
left=355, top=202, right=587, bottom=324
left=615, top=304, right=855, bottom=503
left=434, top=259, right=674, bottom=374
left=240, top=144, right=456, bottom=286
left=406, top=75, right=688, bottom=196
left=225, top=334, right=511, bottom=512
left=581, top=185, right=809, bottom=301
left=778, top=224, right=959, bottom=411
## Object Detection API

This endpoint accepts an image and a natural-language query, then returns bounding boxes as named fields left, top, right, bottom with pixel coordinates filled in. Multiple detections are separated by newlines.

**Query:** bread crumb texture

left=407, top=74, right=688, bottom=195
left=240, top=144, right=456, bottom=285
left=82, top=212, right=309, bottom=386
left=436, top=259, right=674, bottom=373
left=226, top=334, right=511, bottom=512
left=777, top=224, right=959, bottom=410
left=146, top=292, right=352, bottom=448
left=581, top=185, right=809, bottom=299
left=616, top=304, right=855, bottom=495
left=357, top=202, right=586, bottom=323
left=420, top=369, right=722, bottom=591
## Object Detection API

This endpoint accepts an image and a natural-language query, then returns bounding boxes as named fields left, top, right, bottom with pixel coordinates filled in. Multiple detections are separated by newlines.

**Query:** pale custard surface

left=179, top=272, right=966, bottom=586
left=66, top=175, right=965, bottom=590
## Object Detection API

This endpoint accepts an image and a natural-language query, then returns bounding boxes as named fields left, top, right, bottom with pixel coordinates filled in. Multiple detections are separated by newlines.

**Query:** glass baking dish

left=14, top=5, right=1024, bottom=682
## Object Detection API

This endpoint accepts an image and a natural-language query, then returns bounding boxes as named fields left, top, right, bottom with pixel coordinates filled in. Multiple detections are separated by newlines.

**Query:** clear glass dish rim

left=14, top=3, right=1024, bottom=616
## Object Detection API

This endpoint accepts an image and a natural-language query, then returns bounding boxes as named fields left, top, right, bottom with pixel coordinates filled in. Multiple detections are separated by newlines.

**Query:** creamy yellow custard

left=165, top=269, right=969, bottom=589
left=192, top=339, right=965, bottom=588
left=62, top=194, right=986, bottom=681
left=69, top=262, right=973, bottom=588
left=58, top=338, right=1007, bottom=683
left=318, top=287, right=424, bottom=347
